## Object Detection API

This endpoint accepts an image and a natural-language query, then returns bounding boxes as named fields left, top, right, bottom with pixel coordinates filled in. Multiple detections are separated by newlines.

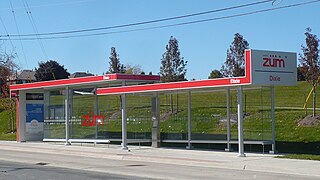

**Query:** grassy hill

left=0, top=98, right=16, bottom=140
left=274, top=82, right=320, bottom=142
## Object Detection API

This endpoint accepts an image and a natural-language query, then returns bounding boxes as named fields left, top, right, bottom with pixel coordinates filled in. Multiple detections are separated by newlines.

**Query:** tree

left=297, top=66, right=307, bottom=81
left=208, top=69, right=222, bottom=79
left=0, top=52, right=18, bottom=98
left=221, top=33, right=249, bottom=77
left=125, top=64, right=143, bottom=75
left=107, top=47, right=126, bottom=74
left=299, top=27, right=320, bottom=116
left=35, top=60, right=70, bottom=81
left=160, top=36, right=187, bottom=82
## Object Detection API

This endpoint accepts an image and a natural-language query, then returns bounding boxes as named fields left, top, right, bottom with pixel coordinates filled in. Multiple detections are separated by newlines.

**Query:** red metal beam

left=10, top=74, right=160, bottom=91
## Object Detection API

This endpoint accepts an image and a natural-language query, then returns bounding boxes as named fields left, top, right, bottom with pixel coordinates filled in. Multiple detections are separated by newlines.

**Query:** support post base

left=269, top=150, right=278, bottom=154
left=121, top=145, right=128, bottom=150
left=237, top=153, right=246, bottom=157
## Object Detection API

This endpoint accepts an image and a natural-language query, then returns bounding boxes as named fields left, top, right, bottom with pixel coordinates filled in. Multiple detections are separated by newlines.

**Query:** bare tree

left=299, top=27, right=320, bottom=116
left=0, top=45, right=18, bottom=132
left=0, top=52, right=18, bottom=98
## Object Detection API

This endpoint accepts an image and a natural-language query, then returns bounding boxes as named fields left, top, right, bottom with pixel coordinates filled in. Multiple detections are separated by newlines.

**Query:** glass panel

left=160, top=93, right=188, bottom=140
left=98, top=95, right=122, bottom=139
left=191, top=90, right=228, bottom=141
left=242, top=86, right=272, bottom=141
left=69, top=88, right=95, bottom=139
left=44, top=90, right=66, bottom=139
left=126, top=94, right=152, bottom=140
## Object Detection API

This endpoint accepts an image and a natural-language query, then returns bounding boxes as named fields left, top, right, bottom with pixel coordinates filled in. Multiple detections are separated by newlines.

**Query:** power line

left=2, top=0, right=319, bottom=41
left=272, top=0, right=283, bottom=6
left=22, top=0, right=48, bottom=60
left=1, top=0, right=274, bottom=37
left=0, top=15, right=22, bottom=67
left=25, top=0, right=48, bottom=60
left=0, top=0, right=97, bottom=11
left=10, top=0, right=28, bottom=68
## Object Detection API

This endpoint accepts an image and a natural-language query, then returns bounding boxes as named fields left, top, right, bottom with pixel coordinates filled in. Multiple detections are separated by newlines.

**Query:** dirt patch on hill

left=160, top=110, right=180, bottom=121
left=109, top=111, right=121, bottom=119
left=298, top=115, right=320, bottom=127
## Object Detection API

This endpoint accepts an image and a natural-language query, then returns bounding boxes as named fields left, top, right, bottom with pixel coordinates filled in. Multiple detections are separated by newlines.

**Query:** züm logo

left=82, top=112, right=105, bottom=127
left=263, top=58, right=285, bottom=68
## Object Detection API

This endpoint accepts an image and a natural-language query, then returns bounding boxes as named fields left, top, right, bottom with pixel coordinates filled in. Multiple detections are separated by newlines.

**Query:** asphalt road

left=0, top=142, right=320, bottom=180
left=0, top=160, right=149, bottom=180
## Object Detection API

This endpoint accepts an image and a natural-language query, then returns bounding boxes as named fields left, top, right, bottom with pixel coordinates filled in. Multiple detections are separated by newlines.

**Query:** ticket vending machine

left=17, top=91, right=44, bottom=141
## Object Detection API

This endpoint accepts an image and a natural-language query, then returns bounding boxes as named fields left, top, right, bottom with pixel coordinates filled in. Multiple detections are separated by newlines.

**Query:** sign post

left=247, top=49, right=297, bottom=155
left=237, top=86, right=245, bottom=157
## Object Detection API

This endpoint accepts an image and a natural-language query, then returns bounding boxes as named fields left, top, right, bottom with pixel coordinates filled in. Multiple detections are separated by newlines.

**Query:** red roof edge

left=10, top=74, right=160, bottom=91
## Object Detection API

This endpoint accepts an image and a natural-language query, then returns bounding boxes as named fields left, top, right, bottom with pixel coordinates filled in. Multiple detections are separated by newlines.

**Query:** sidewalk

left=0, top=141, right=319, bottom=178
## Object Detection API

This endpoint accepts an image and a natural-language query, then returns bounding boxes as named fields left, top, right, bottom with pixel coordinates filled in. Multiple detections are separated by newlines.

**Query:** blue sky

left=0, top=0, right=319, bottom=80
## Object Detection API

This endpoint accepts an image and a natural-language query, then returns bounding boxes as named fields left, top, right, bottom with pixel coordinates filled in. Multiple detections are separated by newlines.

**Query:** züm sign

left=82, top=113, right=105, bottom=126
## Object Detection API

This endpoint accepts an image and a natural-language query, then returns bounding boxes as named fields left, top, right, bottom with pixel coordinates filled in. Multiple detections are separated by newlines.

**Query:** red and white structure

left=10, top=49, right=297, bottom=157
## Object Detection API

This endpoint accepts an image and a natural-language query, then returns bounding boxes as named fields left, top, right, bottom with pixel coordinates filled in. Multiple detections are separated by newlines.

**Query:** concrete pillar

left=44, top=91, right=50, bottom=120
left=237, top=86, right=245, bottom=157
left=17, top=90, right=26, bottom=142
left=43, top=91, right=50, bottom=139
left=151, top=94, right=160, bottom=148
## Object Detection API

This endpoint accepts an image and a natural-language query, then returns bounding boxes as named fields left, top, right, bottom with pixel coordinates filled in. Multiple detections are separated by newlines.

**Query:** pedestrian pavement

left=0, top=141, right=319, bottom=178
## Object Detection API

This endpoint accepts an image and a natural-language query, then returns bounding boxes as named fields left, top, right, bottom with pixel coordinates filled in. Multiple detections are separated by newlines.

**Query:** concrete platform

left=0, top=141, right=319, bottom=179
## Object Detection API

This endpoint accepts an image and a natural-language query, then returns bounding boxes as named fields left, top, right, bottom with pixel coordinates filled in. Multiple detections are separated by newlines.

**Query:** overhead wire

left=2, top=0, right=275, bottom=37
left=0, top=0, right=97, bottom=12
left=22, top=0, right=54, bottom=78
left=2, top=0, right=320, bottom=41
left=0, top=15, right=22, bottom=67
left=10, top=0, right=28, bottom=68
left=272, top=0, right=283, bottom=6
left=22, top=0, right=48, bottom=60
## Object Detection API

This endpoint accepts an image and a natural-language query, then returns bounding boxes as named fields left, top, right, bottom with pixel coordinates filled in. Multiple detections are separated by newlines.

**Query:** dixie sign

left=248, top=49, right=297, bottom=86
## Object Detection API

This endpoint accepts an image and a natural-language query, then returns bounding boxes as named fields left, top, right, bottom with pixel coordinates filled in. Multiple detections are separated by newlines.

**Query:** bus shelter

left=10, top=49, right=297, bottom=157
left=10, top=74, right=160, bottom=142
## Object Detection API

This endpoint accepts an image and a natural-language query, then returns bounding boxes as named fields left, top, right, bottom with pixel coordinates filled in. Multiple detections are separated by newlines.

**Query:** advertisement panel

left=26, top=104, right=44, bottom=134
left=249, top=49, right=297, bottom=85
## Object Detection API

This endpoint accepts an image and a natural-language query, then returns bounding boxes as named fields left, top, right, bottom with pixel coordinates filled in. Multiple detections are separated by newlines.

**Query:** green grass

left=0, top=109, right=16, bottom=141
left=275, top=81, right=314, bottom=108
left=276, top=154, right=320, bottom=161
